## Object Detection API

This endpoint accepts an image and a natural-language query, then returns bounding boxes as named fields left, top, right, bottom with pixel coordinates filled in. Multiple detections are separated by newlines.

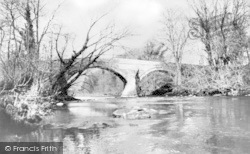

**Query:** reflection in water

left=0, top=108, right=37, bottom=142
left=19, top=127, right=101, bottom=154
left=149, top=97, right=250, bottom=154
left=0, top=97, right=250, bottom=153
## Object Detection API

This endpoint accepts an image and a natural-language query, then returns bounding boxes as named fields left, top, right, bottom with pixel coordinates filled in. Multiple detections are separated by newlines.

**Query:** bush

left=1, top=82, right=53, bottom=124
left=181, top=64, right=250, bottom=95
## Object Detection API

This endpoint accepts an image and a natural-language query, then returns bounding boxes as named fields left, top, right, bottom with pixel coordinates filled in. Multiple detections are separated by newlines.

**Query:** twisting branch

left=51, top=13, right=129, bottom=96
left=55, top=26, right=65, bottom=64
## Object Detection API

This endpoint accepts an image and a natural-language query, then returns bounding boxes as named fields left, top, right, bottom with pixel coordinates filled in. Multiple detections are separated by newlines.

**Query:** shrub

left=181, top=64, right=250, bottom=95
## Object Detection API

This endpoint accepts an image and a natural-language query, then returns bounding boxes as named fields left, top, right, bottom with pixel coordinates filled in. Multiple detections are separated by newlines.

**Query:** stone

left=113, top=107, right=157, bottom=120
left=56, top=102, right=64, bottom=107
left=92, top=122, right=112, bottom=128
left=113, top=108, right=130, bottom=118
left=126, top=110, right=151, bottom=119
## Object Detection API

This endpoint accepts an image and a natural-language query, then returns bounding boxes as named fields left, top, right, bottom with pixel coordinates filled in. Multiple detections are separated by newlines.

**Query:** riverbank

left=0, top=89, right=65, bottom=125
left=158, top=87, right=250, bottom=97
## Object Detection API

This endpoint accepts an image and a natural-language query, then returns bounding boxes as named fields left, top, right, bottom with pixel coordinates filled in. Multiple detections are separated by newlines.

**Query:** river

left=0, top=96, right=250, bottom=154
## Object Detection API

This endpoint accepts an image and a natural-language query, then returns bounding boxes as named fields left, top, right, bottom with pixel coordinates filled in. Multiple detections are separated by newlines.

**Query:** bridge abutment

left=121, top=76, right=137, bottom=97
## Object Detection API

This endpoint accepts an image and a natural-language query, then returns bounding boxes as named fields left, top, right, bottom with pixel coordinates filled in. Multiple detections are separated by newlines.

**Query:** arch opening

left=92, top=66, right=127, bottom=87
left=68, top=66, right=127, bottom=97
left=139, top=70, right=174, bottom=96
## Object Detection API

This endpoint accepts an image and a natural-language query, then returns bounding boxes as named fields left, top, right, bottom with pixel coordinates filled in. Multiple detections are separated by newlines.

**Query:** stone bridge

left=82, top=58, right=174, bottom=97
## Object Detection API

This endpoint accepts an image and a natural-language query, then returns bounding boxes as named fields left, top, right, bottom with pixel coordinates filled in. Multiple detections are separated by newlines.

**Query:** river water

left=0, top=97, right=250, bottom=154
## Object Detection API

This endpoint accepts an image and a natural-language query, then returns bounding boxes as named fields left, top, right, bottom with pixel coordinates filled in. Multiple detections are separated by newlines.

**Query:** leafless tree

left=49, top=15, right=129, bottom=98
left=139, top=41, right=168, bottom=61
left=0, top=0, right=62, bottom=94
left=189, top=0, right=249, bottom=67
left=160, top=10, right=189, bottom=87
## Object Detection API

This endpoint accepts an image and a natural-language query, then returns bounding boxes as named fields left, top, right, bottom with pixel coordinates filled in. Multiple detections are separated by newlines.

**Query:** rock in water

left=126, top=110, right=151, bottom=120
left=113, top=107, right=157, bottom=120
left=113, top=108, right=130, bottom=118
left=56, top=102, right=64, bottom=107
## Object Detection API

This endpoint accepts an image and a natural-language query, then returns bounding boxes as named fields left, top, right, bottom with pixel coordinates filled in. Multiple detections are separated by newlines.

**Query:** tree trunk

left=51, top=73, right=68, bottom=96
left=205, top=43, right=214, bottom=66
left=175, top=62, right=182, bottom=87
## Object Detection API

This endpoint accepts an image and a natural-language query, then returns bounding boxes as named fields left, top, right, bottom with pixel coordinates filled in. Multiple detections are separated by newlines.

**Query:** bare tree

left=189, top=0, right=249, bottom=67
left=139, top=41, right=168, bottom=61
left=49, top=15, right=129, bottom=98
left=0, top=0, right=61, bottom=94
left=161, top=10, right=189, bottom=87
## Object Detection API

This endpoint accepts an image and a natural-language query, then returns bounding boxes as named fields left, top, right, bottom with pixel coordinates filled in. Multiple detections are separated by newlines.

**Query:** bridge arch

left=139, top=68, right=175, bottom=96
left=140, top=67, right=175, bottom=81
left=68, top=58, right=176, bottom=97
left=90, top=66, right=127, bottom=87
left=67, top=66, right=127, bottom=96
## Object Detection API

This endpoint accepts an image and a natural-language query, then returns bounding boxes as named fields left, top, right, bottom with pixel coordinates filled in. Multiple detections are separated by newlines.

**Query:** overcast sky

left=45, top=0, right=204, bottom=64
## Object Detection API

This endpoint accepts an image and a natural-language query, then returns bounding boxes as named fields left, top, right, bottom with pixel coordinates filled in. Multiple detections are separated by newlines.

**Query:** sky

left=44, top=0, right=204, bottom=64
